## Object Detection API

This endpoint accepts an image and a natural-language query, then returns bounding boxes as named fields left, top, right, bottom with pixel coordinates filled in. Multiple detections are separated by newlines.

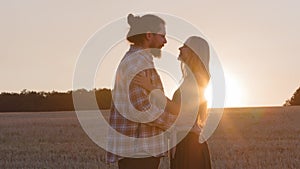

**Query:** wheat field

left=0, top=106, right=299, bottom=169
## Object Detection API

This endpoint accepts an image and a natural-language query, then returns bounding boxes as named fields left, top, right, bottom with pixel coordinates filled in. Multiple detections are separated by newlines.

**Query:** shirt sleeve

left=150, top=110, right=177, bottom=130
left=129, top=70, right=151, bottom=111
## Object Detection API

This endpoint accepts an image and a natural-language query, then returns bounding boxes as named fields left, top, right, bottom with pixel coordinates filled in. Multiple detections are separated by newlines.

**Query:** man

left=106, top=13, right=176, bottom=169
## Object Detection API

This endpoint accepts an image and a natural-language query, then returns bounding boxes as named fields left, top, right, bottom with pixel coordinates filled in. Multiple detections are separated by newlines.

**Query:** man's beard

left=150, top=48, right=162, bottom=58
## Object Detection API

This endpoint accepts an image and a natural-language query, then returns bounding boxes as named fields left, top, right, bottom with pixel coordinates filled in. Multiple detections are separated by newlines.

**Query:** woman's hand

left=133, top=71, right=156, bottom=91
left=133, top=71, right=180, bottom=115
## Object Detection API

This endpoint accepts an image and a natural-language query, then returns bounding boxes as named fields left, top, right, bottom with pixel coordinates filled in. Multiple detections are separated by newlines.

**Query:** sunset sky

left=1, top=0, right=299, bottom=107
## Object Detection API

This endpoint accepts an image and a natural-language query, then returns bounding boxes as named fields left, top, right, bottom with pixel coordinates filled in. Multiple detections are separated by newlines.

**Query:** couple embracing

left=106, top=13, right=212, bottom=169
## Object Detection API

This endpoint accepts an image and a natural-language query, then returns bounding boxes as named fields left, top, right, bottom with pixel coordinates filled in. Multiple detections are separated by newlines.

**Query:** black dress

left=170, top=86, right=212, bottom=169
left=170, top=132, right=211, bottom=169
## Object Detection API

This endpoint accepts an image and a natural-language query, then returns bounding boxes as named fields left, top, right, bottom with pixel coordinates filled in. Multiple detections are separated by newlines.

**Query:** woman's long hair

left=181, top=37, right=210, bottom=128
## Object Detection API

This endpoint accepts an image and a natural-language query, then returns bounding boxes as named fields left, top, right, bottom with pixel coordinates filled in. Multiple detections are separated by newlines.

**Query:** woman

left=134, top=36, right=212, bottom=169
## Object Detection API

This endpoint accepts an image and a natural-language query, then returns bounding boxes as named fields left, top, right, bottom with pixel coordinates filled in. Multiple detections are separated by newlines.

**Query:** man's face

left=149, top=23, right=167, bottom=58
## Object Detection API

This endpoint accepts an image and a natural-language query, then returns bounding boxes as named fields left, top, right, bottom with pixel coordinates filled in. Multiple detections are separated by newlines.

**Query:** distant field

left=0, top=106, right=300, bottom=169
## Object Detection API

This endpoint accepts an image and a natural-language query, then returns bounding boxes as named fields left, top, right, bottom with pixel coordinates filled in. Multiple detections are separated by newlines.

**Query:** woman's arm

left=133, top=73, right=180, bottom=115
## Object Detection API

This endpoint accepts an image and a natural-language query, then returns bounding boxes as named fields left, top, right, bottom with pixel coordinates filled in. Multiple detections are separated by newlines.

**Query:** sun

left=224, top=74, right=245, bottom=107
left=205, top=73, right=245, bottom=108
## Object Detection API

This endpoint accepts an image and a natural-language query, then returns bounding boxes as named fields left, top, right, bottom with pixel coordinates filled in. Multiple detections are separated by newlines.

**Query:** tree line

left=284, top=86, right=300, bottom=106
left=0, top=88, right=112, bottom=112
left=1, top=86, right=299, bottom=112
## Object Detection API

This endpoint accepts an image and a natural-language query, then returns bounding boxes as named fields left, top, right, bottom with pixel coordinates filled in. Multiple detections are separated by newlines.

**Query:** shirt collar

left=128, top=45, right=153, bottom=61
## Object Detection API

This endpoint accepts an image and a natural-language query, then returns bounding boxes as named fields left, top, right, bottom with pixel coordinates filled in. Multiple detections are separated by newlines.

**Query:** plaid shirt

left=106, top=45, right=176, bottom=163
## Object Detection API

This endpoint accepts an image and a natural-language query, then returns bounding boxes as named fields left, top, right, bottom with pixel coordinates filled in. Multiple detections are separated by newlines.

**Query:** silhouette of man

left=106, top=13, right=176, bottom=169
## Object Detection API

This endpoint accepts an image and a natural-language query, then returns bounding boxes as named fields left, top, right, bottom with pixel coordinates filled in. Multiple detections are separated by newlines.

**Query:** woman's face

left=178, top=44, right=194, bottom=64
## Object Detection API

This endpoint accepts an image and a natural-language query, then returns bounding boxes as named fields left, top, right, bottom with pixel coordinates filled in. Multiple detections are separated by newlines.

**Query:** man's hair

left=126, top=14, right=165, bottom=45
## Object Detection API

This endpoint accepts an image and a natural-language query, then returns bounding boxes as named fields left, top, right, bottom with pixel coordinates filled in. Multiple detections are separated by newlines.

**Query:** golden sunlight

left=205, top=74, right=245, bottom=108
left=224, top=74, right=245, bottom=107
left=204, top=83, right=213, bottom=108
